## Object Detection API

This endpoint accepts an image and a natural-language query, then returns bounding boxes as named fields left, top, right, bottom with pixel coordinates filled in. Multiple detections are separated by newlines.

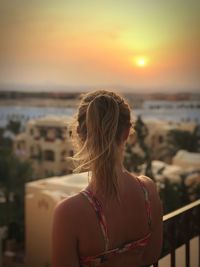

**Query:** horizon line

left=0, top=83, right=199, bottom=95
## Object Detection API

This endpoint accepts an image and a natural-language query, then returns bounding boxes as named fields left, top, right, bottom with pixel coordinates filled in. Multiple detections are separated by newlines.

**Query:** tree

left=0, top=127, right=13, bottom=149
left=190, top=124, right=200, bottom=152
left=159, top=174, right=191, bottom=214
left=123, top=143, right=144, bottom=173
left=134, top=116, right=154, bottom=179
left=123, top=116, right=154, bottom=179
left=159, top=178, right=182, bottom=214
left=0, top=146, right=33, bottom=241
left=6, top=119, right=22, bottom=135
left=166, top=129, right=194, bottom=156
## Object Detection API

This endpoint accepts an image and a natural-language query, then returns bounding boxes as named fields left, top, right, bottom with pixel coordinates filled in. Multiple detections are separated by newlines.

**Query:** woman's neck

left=87, top=143, right=127, bottom=196
left=88, top=163, right=127, bottom=194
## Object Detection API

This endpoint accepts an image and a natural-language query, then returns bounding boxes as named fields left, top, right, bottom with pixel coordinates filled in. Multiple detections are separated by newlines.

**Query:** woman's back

left=52, top=172, right=162, bottom=267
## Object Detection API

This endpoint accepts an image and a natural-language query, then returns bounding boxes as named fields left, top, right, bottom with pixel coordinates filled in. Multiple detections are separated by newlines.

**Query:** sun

left=137, top=58, right=146, bottom=66
left=132, top=56, right=148, bottom=68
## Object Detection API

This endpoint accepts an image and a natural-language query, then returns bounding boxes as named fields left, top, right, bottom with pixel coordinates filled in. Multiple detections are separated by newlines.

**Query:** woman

left=52, top=90, right=163, bottom=267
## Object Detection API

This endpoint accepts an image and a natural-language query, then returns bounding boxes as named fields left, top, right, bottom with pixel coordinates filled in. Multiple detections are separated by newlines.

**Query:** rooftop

left=28, top=115, right=72, bottom=127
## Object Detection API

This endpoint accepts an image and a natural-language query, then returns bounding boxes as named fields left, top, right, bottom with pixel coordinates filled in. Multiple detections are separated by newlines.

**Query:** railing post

left=161, top=200, right=200, bottom=267
left=168, top=219, right=176, bottom=267
left=199, top=235, right=200, bottom=267
left=185, top=239, right=190, bottom=267
left=185, top=210, right=191, bottom=267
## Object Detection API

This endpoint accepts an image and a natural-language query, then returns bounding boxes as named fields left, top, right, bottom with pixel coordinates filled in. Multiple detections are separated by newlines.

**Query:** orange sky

left=0, top=0, right=200, bottom=92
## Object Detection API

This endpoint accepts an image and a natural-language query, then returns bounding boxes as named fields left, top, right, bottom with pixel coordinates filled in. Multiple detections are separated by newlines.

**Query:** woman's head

left=72, top=90, right=131, bottom=198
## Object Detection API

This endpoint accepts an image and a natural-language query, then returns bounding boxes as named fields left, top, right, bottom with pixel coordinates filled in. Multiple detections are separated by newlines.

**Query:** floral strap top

left=79, top=177, right=152, bottom=266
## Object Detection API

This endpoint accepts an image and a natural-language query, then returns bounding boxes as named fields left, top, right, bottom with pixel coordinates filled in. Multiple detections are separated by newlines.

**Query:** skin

left=52, top=127, right=163, bottom=267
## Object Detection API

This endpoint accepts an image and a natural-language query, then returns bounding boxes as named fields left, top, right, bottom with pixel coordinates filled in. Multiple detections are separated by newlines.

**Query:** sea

left=0, top=100, right=200, bottom=128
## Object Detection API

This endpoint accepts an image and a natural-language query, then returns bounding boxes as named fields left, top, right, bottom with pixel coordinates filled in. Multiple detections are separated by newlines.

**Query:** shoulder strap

left=81, top=189, right=109, bottom=251
left=136, top=177, right=152, bottom=229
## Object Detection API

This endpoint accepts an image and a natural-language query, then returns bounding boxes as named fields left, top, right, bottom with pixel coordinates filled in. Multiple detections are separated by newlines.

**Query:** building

left=145, top=120, right=196, bottom=148
left=25, top=172, right=88, bottom=267
left=13, top=115, right=75, bottom=179
left=172, top=150, right=200, bottom=170
left=150, top=160, right=183, bottom=184
left=145, top=120, right=196, bottom=162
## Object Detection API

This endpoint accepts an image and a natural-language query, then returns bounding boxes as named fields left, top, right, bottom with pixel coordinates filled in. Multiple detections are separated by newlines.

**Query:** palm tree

left=134, top=116, right=154, bottom=179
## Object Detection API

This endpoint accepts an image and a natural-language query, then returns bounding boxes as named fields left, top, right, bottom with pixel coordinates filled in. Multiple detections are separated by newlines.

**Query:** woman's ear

left=122, top=126, right=130, bottom=142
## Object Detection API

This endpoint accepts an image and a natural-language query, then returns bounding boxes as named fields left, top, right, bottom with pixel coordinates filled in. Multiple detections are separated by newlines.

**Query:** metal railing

left=1, top=199, right=199, bottom=267
left=153, top=199, right=200, bottom=267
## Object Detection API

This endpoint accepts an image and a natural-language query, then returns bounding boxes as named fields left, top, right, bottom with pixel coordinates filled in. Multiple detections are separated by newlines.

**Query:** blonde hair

left=71, top=90, right=131, bottom=198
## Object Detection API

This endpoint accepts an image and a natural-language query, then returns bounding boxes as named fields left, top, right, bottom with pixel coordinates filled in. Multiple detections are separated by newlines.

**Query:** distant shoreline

left=1, top=91, right=199, bottom=109
left=0, top=98, right=79, bottom=108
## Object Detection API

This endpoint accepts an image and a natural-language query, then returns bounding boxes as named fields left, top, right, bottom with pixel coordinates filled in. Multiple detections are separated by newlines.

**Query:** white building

left=172, top=150, right=200, bottom=170
left=146, top=120, right=196, bottom=162
left=145, top=120, right=196, bottom=147
left=13, top=115, right=74, bottom=179
left=25, top=172, right=88, bottom=267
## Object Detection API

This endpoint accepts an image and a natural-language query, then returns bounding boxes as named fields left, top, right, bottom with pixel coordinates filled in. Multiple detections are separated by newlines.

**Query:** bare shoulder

left=55, top=192, right=83, bottom=210
left=53, top=193, right=83, bottom=228
left=138, top=175, right=158, bottom=195
left=52, top=193, right=82, bottom=267
left=138, top=174, right=154, bottom=185
left=138, top=176, right=163, bottom=264
left=138, top=175, right=163, bottom=220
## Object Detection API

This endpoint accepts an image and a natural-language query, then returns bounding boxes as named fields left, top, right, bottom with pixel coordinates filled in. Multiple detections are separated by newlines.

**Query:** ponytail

left=85, top=95, right=120, bottom=197
left=70, top=90, right=131, bottom=199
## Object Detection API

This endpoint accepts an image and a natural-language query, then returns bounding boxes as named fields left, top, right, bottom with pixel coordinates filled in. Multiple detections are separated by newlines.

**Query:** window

left=40, top=128, right=47, bottom=138
left=46, top=128, right=56, bottom=141
left=44, top=150, right=55, bottom=161
left=56, top=128, right=62, bottom=139
left=69, top=150, right=74, bottom=156
left=158, top=135, right=164, bottom=144
left=34, top=127, right=40, bottom=139
left=30, top=128, right=34, bottom=135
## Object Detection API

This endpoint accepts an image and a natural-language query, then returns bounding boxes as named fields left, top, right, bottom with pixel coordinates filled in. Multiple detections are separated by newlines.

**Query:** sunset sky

left=0, top=0, right=200, bottom=92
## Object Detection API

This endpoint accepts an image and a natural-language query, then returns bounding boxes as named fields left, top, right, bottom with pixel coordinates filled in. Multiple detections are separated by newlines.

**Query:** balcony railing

left=153, top=199, right=200, bottom=267
left=1, top=200, right=199, bottom=267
